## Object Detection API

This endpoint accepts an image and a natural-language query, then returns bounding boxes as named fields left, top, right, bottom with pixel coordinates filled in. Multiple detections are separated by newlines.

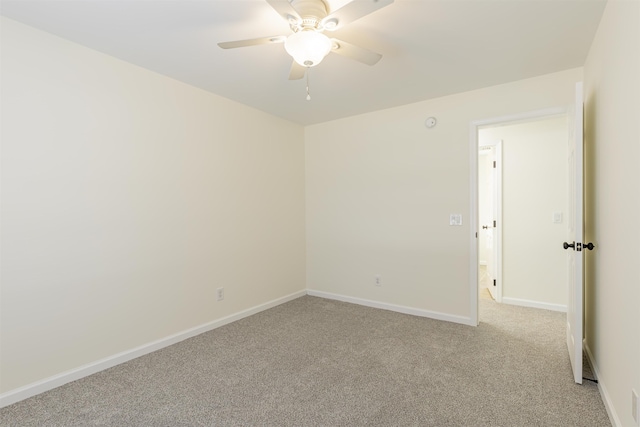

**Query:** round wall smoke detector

left=425, top=117, right=437, bottom=128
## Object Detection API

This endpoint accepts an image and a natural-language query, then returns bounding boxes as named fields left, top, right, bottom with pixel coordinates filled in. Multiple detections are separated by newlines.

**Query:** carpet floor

left=0, top=295, right=611, bottom=426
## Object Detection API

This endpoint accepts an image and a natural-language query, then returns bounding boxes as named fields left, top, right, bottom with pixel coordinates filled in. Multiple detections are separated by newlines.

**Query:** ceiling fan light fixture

left=284, top=30, right=332, bottom=67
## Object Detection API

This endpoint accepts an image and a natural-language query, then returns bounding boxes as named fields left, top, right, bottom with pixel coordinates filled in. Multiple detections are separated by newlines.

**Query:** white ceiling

left=1, top=0, right=606, bottom=125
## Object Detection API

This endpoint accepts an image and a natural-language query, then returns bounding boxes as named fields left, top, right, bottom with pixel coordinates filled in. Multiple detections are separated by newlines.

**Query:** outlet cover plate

left=449, top=214, right=462, bottom=226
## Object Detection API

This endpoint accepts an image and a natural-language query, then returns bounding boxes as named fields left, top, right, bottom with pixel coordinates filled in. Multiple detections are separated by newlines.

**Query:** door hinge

left=493, top=161, right=496, bottom=168
left=493, top=279, right=496, bottom=287
left=493, top=220, right=497, bottom=227
left=576, top=242, right=582, bottom=252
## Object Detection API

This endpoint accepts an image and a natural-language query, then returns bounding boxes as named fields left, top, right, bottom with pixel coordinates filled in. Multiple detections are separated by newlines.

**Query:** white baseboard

left=501, top=297, right=567, bottom=312
left=0, top=289, right=307, bottom=409
left=307, top=289, right=475, bottom=326
left=584, top=341, right=622, bottom=427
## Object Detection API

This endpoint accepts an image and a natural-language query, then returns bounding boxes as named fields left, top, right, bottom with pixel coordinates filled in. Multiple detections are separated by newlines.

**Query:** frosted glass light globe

left=284, top=31, right=332, bottom=67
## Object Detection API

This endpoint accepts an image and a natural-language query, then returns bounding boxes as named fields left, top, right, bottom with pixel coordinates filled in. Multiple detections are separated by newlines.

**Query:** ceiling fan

left=218, top=0, right=394, bottom=80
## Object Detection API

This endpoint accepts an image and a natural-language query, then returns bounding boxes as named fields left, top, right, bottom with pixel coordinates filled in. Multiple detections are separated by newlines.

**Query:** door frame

left=468, top=106, right=568, bottom=325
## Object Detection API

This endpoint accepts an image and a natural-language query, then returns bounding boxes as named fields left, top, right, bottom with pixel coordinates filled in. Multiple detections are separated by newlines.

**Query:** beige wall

left=479, top=117, right=568, bottom=309
left=583, top=1, right=640, bottom=426
left=305, top=68, right=582, bottom=321
left=0, top=18, right=306, bottom=394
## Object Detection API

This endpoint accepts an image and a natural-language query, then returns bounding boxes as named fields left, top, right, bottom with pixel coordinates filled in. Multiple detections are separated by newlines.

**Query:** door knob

left=482, top=225, right=488, bottom=229
left=583, top=242, right=595, bottom=250
left=563, top=242, right=575, bottom=250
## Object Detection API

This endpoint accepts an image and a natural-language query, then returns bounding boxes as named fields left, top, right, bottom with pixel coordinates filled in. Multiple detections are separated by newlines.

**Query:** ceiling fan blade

left=322, top=0, right=394, bottom=31
left=218, top=36, right=285, bottom=49
left=266, top=0, right=301, bottom=22
left=289, top=61, right=307, bottom=80
left=330, top=38, right=382, bottom=65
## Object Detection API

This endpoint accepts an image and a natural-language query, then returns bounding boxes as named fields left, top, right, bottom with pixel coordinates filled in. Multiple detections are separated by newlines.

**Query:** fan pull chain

left=306, top=68, right=311, bottom=101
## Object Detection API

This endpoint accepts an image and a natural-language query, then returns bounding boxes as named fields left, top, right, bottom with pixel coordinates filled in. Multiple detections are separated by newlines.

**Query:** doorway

left=470, top=108, right=570, bottom=325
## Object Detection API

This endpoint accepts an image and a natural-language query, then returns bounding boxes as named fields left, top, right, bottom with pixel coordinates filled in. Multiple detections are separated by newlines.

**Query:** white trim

left=501, top=297, right=567, bottom=312
left=469, top=106, right=569, bottom=325
left=0, top=289, right=307, bottom=408
left=307, top=289, right=475, bottom=326
left=495, top=141, right=503, bottom=303
left=471, top=107, right=568, bottom=128
left=584, top=342, right=621, bottom=427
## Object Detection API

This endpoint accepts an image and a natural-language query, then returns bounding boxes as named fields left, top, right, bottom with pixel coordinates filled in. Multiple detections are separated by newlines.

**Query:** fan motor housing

left=291, top=0, right=328, bottom=30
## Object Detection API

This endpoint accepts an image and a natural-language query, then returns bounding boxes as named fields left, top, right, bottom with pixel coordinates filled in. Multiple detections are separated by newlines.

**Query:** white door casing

left=469, top=106, right=568, bottom=327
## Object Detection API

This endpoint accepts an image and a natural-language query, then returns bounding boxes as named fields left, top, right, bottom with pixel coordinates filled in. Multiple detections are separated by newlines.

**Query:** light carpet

left=0, top=295, right=610, bottom=426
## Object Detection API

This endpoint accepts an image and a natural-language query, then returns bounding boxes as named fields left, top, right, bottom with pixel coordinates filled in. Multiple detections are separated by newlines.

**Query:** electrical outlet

left=216, top=287, right=224, bottom=301
left=375, top=275, right=382, bottom=286
left=633, top=389, right=639, bottom=424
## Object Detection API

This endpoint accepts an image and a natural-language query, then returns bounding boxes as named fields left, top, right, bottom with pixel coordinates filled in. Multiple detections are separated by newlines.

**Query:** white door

left=565, top=82, right=584, bottom=384
left=479, top=142, right=502, bottom=301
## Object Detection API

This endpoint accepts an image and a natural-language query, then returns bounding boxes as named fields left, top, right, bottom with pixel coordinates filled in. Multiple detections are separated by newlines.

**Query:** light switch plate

left=449, top=214, right=462, bottom=226
left=553, top=212, right=563, bottom=223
